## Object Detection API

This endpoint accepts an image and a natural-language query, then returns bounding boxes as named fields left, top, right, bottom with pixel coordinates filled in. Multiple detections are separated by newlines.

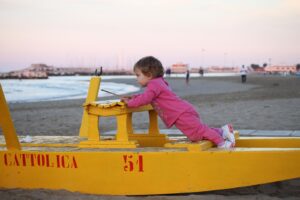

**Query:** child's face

left=134, top=68, right=152, bottom=87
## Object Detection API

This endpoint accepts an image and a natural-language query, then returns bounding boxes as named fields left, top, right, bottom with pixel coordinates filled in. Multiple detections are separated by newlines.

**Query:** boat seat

left=79, top=100, right=168, bottom=148
left=78, top=77, right=168, bottom=148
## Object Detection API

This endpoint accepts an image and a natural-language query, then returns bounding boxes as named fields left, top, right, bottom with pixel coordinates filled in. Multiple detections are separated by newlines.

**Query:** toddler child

left=121, top=56, right=235, bottom=148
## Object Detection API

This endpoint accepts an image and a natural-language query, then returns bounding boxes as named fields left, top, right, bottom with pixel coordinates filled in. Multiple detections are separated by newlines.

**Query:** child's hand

left=121, top=96, right=132, bottom=104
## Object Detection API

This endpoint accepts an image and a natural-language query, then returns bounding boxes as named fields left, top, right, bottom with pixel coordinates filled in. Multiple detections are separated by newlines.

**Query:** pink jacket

left=127, top=77, right=196, bottom=128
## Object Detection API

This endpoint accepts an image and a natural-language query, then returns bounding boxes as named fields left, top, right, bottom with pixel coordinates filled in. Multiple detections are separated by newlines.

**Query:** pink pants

left=174, top=109, right=224, bottom=145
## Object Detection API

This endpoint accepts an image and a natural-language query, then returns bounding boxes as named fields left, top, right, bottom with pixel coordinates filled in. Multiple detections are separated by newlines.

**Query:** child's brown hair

left=133, top=56, right=164, bottom=78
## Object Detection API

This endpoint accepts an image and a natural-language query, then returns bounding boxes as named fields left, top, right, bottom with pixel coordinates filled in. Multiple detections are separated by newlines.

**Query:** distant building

left=252, top=67, right=265, bottom=72
left=190, top=67, right=201, bottom=73
left=0, top=64, right=49, bottom=79
left=171, top=63, right=188, bottom=73
left=170, top=63, right=240, bottom=74
left=264, top=65, right=296, bottom=73
left=50, top=67, right=96, bottom=76
left=205, top=66, right=240, bottom=73
left=0, top=63, right=135, bottom=79
left=29, top=64, right=54, bottom=72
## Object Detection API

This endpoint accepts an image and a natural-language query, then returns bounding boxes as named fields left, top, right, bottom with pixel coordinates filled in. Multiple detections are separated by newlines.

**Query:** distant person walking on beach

left=240, top=65, right=248, bottom=83
left=185, top=69, right=190, bottom=85
left=199, top=67, right=204, bottom=77
left=121, top=56, right=235, bottom=148
left=165, top=68, right=171, bottom=77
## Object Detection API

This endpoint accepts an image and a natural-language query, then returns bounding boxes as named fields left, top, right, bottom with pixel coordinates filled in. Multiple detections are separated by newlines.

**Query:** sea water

left=0, top=76, right=139, bottom=103
left=0, top=73, right=240, bottom=103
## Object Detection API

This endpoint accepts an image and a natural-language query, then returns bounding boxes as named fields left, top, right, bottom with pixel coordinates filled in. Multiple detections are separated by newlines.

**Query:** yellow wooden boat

left=0, top=77, right=300, bottom=195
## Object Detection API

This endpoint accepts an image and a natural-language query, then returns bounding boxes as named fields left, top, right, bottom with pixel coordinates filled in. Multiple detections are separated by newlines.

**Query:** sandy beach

left=1, top=75, right=300, bottom=199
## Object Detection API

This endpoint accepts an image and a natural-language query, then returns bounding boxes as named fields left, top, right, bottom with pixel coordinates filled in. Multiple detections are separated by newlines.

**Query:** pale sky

left=0, top=0, right=299, bottom=72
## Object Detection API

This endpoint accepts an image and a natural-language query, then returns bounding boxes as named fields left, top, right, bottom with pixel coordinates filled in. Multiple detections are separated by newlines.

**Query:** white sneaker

left=221, top=124, right=235, bottom=144
left=218, top=140, right=234, bottom=149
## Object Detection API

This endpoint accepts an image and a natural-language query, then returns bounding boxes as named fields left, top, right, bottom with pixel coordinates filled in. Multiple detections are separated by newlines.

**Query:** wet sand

left=1, top=75, right=300, bottom=199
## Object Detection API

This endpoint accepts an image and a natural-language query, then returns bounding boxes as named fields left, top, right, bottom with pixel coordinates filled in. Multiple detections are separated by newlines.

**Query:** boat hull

left=1, top=147, right=300, bottom=195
